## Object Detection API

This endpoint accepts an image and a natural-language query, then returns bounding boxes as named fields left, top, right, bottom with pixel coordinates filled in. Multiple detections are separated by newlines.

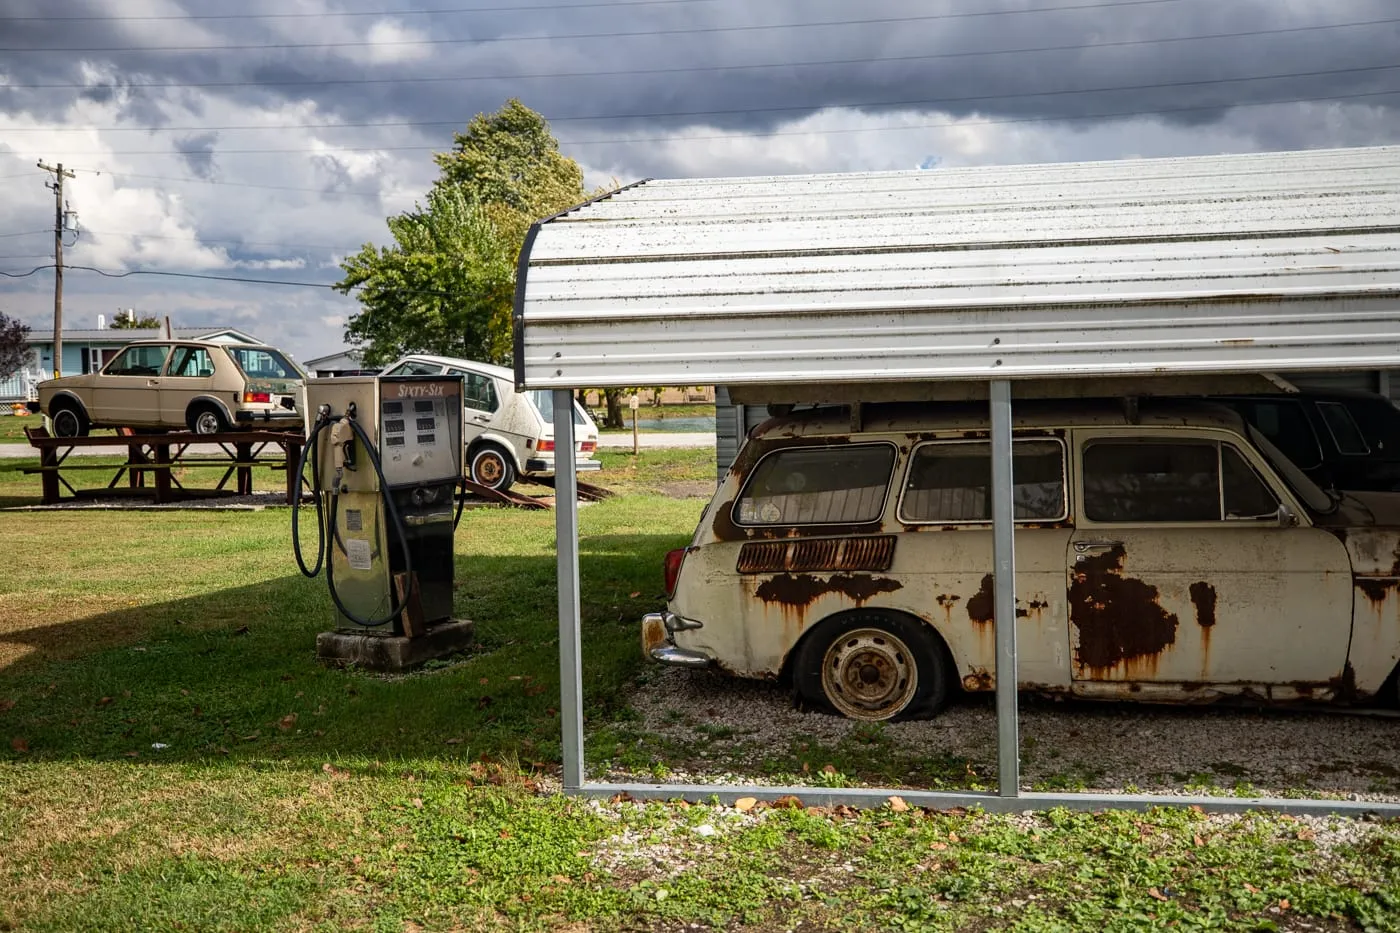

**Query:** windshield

left=527, top=390, right=590, bottom=427
left=225, top=346, right=302, bottom=380
left=1245, top=424, right=1336, bottom=514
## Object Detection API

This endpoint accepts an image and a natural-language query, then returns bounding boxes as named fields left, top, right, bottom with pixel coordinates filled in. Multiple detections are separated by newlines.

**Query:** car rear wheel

left=50, top=402, right=89, bottom=438
left=469, top=444, right=516, bottom=492
left=187, top=404, right=230, bottom=435
left=793, top=611, right=951, bottom=721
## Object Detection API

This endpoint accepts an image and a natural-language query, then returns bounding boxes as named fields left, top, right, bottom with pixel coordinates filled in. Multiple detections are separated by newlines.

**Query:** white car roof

left=386, top=354, right=515, bottom=382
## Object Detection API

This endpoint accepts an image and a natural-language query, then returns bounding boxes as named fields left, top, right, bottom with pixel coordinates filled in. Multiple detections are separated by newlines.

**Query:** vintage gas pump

left=292, top=374, right=474, bottom=671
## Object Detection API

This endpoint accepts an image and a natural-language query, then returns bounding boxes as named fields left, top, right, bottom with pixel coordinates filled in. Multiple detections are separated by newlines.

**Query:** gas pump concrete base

left=316, top=619, right=475, bottom=673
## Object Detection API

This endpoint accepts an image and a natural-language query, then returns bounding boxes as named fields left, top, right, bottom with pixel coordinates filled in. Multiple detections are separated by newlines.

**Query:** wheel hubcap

left=476, top=454, right=504, bottom=485
left=821, top=627, right=917, bottom=721
left=196, top=413, right=219, bottom=433
left=54, top=411, right=78, bottom=435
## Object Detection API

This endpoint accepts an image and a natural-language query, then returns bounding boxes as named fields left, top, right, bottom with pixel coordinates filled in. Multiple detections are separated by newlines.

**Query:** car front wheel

left=50, top=402, right=89, bottom=438
left=187, top=404, right=230, bottom=435
left=469, top=444, right=516, bottom=492
left=793, top=611, right=951, bottom=721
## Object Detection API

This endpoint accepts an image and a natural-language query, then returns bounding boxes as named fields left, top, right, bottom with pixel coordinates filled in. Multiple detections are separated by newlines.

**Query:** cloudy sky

left=2, top=0, right=1398, bottom=364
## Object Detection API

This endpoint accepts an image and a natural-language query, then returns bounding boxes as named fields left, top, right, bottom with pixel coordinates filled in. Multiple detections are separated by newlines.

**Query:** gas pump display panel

left=377, top=377, right=463, bottom=487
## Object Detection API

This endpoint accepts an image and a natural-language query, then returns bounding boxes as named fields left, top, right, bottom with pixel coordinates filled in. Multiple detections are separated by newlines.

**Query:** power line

left=24, top=87, right=1400, bottom=158
left=7, top=11, right=1390, bottom=54
left=0, top=230, right=50, bottom=239
left=60, top=169, right=395, bottom=200
left=7, top=18, right=1391, bottom=92
left=5, top=0, right=1202, bottom=22
left=9, top=62, right=1399, bottom=135
left=0, top=263, right=344, bottom=288
left=79, top=228, right=358, bottom=252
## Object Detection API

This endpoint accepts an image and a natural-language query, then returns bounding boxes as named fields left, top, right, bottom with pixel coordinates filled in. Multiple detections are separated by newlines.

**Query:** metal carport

left=514, top=144, right=1400, bottom=817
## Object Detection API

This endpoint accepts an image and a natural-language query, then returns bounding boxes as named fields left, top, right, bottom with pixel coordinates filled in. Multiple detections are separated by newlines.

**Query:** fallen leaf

left=1279, top=899, right=1290, bottom=911
left=1148, top=888, right=1168, bottom=902
left=545, top=707, right=556, bottom=717
left=524, top=685, right=545, bottom=697
left=772, top=795, right=804, bottom=810
left=1189, top=805, right=1205, bottom=815
left=930, top=842, right=948, bottom=851
left=1193, top=835, right=1205, bottom=847
left=1295, top=829, right=1316, bottom=841
left=629, top=591, right=641, bottom=598
left=233, top=625, right=250, bottom=636
left=10, top=737, right=28, bottom=752
left=0, top=699, right=15, bottom=713
left=479, top=677, right=489, bottom=686
left=278, top=713, right=298, bottom=731
left=123, top=750, right=139, bottom=758
left=98, top=696, right=113, bottom=707
left=734, top=797, right=757, bottom=812
left=888, top=795, right=910, bottom=813
left=1244, top=883, right=1262, bottom=894
left=411, top=798, right=423, bottom=808
left=241, top=733, right=260, bottom=742
left=948, top=832, right=961, bottom=843
left=477, top=695, right=493, bottom=709
left=551, top=874, right=571, bottom=885
left=823, top=764, right=837, bottom=774
left=508, top=675, right=523, bottom=681
left=498, top=830, right=511, bottom=839
left=445, top=737, right=463, bottom=745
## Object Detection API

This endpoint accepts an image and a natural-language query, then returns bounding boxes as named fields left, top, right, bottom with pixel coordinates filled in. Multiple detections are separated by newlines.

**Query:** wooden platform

left=22, top=426, right=305, bottom=505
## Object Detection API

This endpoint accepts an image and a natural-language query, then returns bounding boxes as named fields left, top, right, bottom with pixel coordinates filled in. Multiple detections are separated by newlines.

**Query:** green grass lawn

left=1, top=469, right=1399, bottom=929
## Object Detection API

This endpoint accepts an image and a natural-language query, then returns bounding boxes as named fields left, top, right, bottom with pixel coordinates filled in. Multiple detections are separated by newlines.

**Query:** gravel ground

left=610, top=667, right=1400, bottom=802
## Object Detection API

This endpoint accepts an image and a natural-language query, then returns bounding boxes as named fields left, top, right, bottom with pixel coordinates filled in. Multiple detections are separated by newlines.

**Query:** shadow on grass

left=0, top=531, right=685, bottom=769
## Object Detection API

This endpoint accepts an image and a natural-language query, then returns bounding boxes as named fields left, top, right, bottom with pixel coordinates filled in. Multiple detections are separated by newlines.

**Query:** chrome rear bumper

left=641, top=611, right=712, bottom=669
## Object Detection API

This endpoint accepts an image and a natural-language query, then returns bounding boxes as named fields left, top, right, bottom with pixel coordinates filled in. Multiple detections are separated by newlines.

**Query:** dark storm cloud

left=174, top=130, right=217, bottom=177
left=3, top=0, right=1398, bottom=155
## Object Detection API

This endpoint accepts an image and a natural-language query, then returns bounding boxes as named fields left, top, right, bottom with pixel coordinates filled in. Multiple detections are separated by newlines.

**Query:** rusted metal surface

left=736, top=535, right=896, bottom=574
left=659, top=404, right=1400, bottom=708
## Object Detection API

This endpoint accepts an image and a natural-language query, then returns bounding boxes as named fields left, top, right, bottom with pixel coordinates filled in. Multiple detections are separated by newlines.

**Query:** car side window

left=449, top=369, right=499, bottom=412
left=389, top=361, right=445, bottom=376
left=104, top=344, right=171, bottom=376
left=1083, top=439, right=1279, bottom=523
left=168, top=347, right=214, bottom=377
left=900, top=439, right=1067, bottom=523
left=1236, top=400, right=1322, bottom=469
left=735, top=444, right=896, bottom=526
left=1316, top=401, right=1370, bottom=456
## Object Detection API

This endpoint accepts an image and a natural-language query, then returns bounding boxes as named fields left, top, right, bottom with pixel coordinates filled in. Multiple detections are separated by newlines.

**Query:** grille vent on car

left=736, top=535, right=896, bottom=575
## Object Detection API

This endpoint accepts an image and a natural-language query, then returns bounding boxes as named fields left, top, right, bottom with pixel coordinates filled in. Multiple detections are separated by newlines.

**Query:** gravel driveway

left=611, top=667, right=1400, bottom=802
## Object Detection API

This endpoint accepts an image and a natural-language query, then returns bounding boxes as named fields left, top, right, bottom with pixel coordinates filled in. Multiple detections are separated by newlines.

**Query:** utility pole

left=37, top=161, right=76, bottom=378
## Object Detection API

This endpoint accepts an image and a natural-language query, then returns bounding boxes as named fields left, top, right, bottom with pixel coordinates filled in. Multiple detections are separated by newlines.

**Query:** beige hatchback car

left=30, top=340, right=303, bottom=436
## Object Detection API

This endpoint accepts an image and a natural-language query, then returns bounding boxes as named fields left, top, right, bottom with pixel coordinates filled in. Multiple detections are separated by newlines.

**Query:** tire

left=792, top=611, right=951, bottom=722
left=187, top=404, right=230, bottom=435
left=469, top=444, right=517, bottom=492
left=50, top=401, right=89, bottom=438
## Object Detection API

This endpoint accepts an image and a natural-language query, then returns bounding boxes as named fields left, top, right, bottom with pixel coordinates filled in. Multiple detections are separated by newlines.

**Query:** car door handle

left=1073, top=539, right=1122, bottom=553
left=147, top=379, right=160, bottom=387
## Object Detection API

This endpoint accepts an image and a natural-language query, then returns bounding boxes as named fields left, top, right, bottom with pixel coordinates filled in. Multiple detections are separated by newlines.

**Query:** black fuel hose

left=291, top=413, right=331, bottom=578
left=322, top=413, right=415, bottom=628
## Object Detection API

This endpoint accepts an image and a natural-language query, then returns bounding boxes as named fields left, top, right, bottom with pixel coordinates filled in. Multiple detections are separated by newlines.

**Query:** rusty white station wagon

left=642, top=400, right=1400, bottom=721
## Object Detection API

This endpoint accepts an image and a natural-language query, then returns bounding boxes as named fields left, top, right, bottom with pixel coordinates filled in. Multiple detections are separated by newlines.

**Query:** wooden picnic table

left=22, top=427, right=305, bottom=505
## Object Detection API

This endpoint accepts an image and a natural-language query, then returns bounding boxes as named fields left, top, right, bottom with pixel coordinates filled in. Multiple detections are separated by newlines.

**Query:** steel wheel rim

left=821, top=626, right=918, bottom=721
left=52, top=409, right=79, bottom=436
left=195, top=411, right=221, bottom=434
left=474, top=451, right=505, bottom=486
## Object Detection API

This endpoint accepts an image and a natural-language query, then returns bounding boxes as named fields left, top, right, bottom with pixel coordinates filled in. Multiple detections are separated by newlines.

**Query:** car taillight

left=537, top=439, right=555, bottom=452
left=243, top=391, right=271, bottom=403
left=663, top=548, right=687, bottom=599
left=580, top=440, right=597, bottom=453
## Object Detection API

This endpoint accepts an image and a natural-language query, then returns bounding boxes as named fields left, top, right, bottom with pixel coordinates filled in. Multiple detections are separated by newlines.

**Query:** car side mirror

left=1277, top=503, right=1300, bottom=527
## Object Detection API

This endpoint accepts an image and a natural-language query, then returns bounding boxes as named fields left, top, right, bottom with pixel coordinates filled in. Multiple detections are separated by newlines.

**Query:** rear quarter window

left=735, top=443, right=896, bottom=526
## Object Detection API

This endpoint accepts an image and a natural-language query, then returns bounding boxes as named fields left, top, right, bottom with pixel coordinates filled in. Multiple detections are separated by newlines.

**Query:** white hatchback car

left=379, top=354, right=601, bottom=491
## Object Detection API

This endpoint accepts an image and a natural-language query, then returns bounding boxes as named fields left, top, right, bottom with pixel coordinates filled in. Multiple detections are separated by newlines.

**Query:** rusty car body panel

left=654, top=399, right=1400, bottom=707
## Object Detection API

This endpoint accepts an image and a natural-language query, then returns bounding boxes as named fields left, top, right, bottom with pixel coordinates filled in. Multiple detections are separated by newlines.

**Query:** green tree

left=0, top=312, right=32, bottom=380
left=336, top=186, right=515, bottom=368
left=111, top=312, right=162, bottom=329
left=337, top=99, right=586, bottom=370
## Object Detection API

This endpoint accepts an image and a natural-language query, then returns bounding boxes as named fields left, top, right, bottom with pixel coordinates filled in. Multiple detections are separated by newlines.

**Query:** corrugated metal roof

left=514, top=145, right=1400, bottom=389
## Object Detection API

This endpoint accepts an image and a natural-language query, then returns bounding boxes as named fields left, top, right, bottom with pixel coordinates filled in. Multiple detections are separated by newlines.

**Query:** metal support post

left=989, top=380, right=1020, bottom=797
left=553, top=389, right=586, bottom=790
